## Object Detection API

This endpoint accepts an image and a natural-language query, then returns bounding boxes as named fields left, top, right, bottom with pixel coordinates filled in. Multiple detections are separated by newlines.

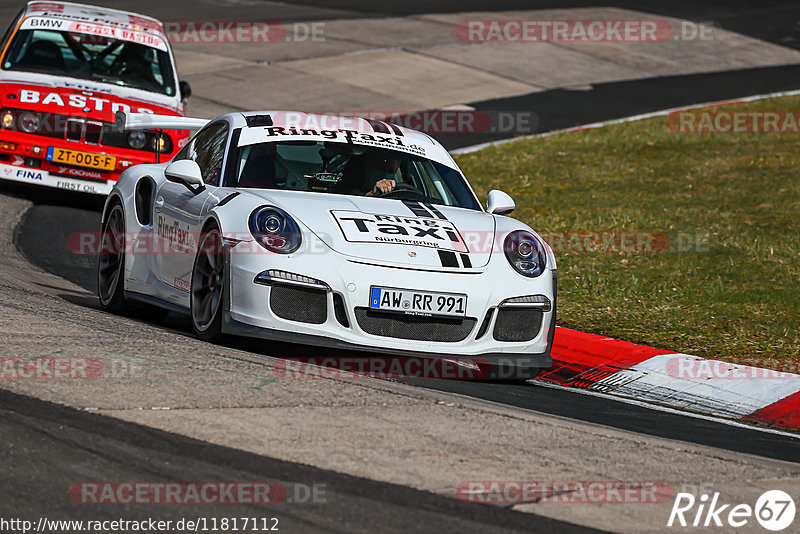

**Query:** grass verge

left=455, top=96, right=800, bottom=369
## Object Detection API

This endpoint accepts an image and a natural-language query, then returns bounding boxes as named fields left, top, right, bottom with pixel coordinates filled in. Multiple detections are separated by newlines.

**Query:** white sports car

left=99, top=111, right=557, bottom=378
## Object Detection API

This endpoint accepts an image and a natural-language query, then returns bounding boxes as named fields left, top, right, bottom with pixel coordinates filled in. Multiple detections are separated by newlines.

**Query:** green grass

left=455, top=96, right=800, bottom=368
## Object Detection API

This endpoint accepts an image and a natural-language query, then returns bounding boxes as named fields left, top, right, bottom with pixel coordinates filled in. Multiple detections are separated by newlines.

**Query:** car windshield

left=2, top=29, right=175, bottom=96
left=231, top=141, right=481, bottom=210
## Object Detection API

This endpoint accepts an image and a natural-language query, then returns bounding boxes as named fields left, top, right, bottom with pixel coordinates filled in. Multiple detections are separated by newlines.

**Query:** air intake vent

left=269, top=286, right=327, bottom=324
left=493, top=309, right=543, bottom=342
left=354, top=308, right=476, bottom=342
left=333, top=293, right=350, bottom=328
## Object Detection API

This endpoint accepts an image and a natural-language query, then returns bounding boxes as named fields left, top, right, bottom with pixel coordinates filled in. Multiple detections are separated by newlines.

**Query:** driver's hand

left=368, top=179, right=396, bottom=196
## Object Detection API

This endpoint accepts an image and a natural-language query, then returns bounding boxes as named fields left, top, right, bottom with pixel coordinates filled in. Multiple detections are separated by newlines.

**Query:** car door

left=152, top=121, right=229, bottom=303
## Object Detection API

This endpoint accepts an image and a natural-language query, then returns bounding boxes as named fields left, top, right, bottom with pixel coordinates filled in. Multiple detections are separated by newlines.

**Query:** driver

left=118, top=44, right=156, bottom=84
left=363, top=151, right=399, bottom=197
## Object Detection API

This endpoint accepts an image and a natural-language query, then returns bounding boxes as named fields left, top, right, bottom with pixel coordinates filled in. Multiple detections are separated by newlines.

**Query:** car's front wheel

left=191, top=225, right=225, bottom=341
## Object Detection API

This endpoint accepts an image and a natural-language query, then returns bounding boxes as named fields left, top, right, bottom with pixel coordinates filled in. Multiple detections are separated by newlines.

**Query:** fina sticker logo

left=332, top=210, right=468, bottom=252
left=16, top=169, right=43, bottom=181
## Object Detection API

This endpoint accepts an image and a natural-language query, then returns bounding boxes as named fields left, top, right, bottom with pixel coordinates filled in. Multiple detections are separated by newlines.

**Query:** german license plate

left=46, top=147, right=116, bottom=171
left=369, top=286, right=467, bottom=318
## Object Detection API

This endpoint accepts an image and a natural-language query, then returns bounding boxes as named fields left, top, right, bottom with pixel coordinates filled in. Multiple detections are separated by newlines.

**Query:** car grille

left=269, top=285, right=327, bottom=324
left=354, top=307, right=477, bottom=342
left=493, top=308, right=543, bottom=342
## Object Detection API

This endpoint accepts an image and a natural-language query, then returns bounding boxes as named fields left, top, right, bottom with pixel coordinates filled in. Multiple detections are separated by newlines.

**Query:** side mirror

left=165, top=160, right=204, bottom=193
left=179, top=80, right=192, bottom=100
left=487, top=190, right=515, bottom=215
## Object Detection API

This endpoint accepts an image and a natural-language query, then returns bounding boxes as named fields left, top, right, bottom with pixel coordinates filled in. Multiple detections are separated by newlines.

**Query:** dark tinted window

left=177, top=123, right=228, bottom=186
left=2, top=29, right=176, bottom=96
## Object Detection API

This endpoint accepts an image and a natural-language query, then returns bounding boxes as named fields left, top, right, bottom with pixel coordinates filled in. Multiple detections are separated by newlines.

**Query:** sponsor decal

left=17, top=89, right=154, bottom=114
left=20, top=17, right=168, bottom=51
left=156, top=215, right=194, bottom=253
left=331, top=210, right=468, bottom=252
left=28, top=2, right=65, bottom=13
left=56, top=180, right=102, bottom=194
left=57, top=166, right=104, bottom=179
left=15, top=169, right=43, bottom=181
left=61, top=81, right=115, bottom=93
left=174, top=277, right=191, bottom=292
left=264, top=125, right=426, bottom=157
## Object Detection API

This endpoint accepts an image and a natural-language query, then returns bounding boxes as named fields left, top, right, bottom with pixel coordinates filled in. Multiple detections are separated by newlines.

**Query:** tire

left=97, top=201, right=170, bottom=323
left=191, top=225, right=225, bottom=341
left=97, top=202, right=127, bottom=313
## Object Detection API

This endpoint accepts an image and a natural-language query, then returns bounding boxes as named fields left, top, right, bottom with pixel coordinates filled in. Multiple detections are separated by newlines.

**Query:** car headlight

left=1, top=110, right=14, bottom=129
left=249, top=206, right=302, bottom=254
left=151, top=132, right=172, bottom=153
left=127, top=131, right=147, bottom=150
left=19, top=112, right=39, bottom=133
left=504, top=230, right=547, bottom=277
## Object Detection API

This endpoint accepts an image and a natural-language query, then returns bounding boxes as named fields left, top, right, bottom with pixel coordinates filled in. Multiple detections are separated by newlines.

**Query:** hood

left=243, top=190, right=496, bottom=270
left=0, top=73, right=182, bottom=120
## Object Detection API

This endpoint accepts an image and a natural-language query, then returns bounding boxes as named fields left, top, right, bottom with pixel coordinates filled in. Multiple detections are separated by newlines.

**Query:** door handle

left=154, top=196, right=164, bottom=212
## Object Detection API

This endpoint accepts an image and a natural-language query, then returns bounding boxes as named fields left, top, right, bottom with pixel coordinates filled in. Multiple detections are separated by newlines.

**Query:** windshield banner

left=21, top=17, right=168, bottom=51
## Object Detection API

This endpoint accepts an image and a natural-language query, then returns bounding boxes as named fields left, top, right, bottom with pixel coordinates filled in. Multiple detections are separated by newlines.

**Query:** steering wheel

left=376, top=182, right=428, bottom=200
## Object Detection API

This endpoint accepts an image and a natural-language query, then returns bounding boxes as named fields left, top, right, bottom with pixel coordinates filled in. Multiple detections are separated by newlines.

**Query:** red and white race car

left=0, top=1, right=191, bottom=195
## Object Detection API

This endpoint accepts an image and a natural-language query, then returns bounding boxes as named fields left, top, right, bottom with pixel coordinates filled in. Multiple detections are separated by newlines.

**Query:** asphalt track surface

left=2, top=388, right=599, bottom=534
left=4, top=0, right=800, bottom=531
left=12, top=197, right=800, bottom=464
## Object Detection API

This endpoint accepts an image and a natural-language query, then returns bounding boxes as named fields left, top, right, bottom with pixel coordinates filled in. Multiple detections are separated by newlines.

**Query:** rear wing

left=115, top=111, right=209, bottom=133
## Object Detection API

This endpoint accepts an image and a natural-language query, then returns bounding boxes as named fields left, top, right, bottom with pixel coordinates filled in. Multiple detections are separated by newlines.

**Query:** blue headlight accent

left=503, top=230, right=547, bottom=277
left=248, top=206, right=302, bottom=254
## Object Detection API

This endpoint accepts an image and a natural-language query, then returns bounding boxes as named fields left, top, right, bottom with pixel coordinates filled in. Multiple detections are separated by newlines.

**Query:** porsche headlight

left=504, top=230, right=547, bottom=277
left=248, top=206, right=301, bottom=254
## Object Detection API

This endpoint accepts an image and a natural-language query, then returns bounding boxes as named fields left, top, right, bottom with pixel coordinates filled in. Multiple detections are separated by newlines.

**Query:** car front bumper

left=223, top=242, right=556, bottom=370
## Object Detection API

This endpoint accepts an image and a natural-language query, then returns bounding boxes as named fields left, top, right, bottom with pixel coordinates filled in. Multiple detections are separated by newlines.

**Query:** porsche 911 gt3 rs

left=98, top=110, right=557, bottom=378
